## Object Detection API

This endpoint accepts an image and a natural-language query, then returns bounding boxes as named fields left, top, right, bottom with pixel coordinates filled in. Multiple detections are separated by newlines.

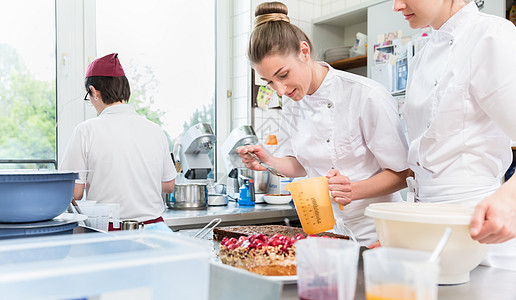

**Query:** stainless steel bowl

left=239, top=169, right=270, bottom=193
left=166, top=183, right=208, bottom=209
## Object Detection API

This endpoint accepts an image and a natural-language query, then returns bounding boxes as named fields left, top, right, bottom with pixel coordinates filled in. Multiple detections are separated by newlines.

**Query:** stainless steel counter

left=162, top=201, right=299, bottom=231
left=180, top=228, right=516, bottom=300
left=281, top=259, right=516, bottom=300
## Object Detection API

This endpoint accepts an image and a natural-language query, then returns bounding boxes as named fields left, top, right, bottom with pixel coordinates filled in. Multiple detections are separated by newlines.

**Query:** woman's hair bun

left=254, top=2, right=290, bottom=28
left=255, top=1, right=288, bottom=17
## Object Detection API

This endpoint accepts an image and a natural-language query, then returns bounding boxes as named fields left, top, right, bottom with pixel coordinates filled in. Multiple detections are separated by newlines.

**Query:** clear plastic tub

left=0, top=231, right=211, bottom=300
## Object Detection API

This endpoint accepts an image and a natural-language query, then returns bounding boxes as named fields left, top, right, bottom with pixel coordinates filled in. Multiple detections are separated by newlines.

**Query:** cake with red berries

left=215, top=225, right=349, bottom=276
left=218, top=233, right=301, bottom=276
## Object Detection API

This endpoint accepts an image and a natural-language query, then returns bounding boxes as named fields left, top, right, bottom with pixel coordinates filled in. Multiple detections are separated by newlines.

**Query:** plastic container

left=297, top=238, right=360, bottom=300
left=365, top=202, right=489, bottom=284
left=351, top=32, right=367, bottom=56
left=238, top=178, right=255, bottom=206
left=0, top=231, right=211, bottom=300
left=0, top=170, right=78, bottom=223
left=285, top=176, right=335, bottom=234
left=363, top=247, right=439, bottom=300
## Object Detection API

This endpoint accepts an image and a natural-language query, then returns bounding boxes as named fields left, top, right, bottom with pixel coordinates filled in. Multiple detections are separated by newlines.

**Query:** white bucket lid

left=365, top=202, right=474, bottom=225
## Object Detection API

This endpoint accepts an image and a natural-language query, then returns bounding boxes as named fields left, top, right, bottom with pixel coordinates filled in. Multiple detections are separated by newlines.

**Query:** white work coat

left=60, top=104, right=176, bottom=222
left=278, top=63, right=409, bottom=246
left=403, top=2, right=516, bottom=270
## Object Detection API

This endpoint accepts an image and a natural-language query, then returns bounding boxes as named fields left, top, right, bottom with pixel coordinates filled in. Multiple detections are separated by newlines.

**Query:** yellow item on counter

left=510, top=1, right=516, bottom=26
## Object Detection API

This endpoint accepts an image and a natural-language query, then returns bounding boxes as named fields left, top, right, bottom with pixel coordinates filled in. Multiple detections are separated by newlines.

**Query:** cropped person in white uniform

left=60, top=53, right=176, bottom=229
left=394, top=0, right=516, bottom=269
left=237, top=2, right=411, bottom=246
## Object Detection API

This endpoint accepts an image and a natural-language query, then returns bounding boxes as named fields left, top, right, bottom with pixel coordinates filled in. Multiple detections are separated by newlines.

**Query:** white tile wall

left=232, top=33, right=249, bottom=58
left=234, top=0, right=251, bottom=15
left=233, top=11, right=251, bottom=36
left=230, top=0, right=365, bottom=142
left=232, top=55, right=249, bottom=78
left=280, top=0, right=299, bottom=20
left=232, top=97, right=249, bottom=120
left=320, top=0, right=367, bottom=14
left=232, top=75, right=249, bottom=99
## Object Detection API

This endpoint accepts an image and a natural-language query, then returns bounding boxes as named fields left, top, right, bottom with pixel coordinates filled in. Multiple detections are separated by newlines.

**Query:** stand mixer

left=175, top=123, right=216, bottom=182
left=221, top=125, right=270, bottom=203
left=172, top=123, right=227, bottom=206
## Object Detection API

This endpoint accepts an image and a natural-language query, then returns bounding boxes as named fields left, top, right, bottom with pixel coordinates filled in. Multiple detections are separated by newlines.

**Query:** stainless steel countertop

left=162, top=200, right=299, bottom=231
left=179, top=228, right=516, bottom=300
left=281, top=258, right=516, bottom=300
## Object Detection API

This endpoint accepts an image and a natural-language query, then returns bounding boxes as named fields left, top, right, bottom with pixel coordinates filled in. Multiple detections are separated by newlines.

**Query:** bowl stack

left=324, top=46, right=351, bottom=63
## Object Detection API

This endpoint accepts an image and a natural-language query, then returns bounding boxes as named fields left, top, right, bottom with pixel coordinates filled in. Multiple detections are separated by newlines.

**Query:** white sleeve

left=59, top=126, right=88, bottom=184
left=470, top=21, right=516, bottom=141
left=360, top=87, right=409, bottom=172
left=160, top=131, right=177, bottom=182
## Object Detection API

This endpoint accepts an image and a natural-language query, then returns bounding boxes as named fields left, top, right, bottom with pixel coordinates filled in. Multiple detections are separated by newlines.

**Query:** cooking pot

left=165, top=183, right=208, bottom=209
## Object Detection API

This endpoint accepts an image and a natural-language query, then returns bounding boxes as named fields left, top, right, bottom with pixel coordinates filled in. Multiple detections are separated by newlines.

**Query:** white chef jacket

left=403, top=2, right=516, bottom=270
left=278, top=62, right=409, bottom=245
left=60, top=104, right=176, bottom=222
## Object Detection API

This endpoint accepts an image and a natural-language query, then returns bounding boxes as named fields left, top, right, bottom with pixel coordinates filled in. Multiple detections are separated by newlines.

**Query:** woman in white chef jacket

left=237, top=2, right=411, bottom=246
left=394, top=0, right=516, bottom=269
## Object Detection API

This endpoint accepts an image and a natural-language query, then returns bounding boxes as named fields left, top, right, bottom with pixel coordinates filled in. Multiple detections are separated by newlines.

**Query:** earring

left=94, top=97, right=98, bottom=101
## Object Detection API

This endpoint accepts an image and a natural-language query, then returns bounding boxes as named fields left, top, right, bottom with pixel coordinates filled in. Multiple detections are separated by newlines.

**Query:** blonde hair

left=248, top=2, right=313, bottom=65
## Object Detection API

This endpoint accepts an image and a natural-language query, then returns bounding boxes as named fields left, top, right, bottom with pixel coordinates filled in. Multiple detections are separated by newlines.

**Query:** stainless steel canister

left=167, top=183, right=208, bottom=209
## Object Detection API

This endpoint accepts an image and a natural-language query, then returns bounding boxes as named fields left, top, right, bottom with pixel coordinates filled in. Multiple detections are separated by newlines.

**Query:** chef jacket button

left=326, top=139, right=330, bottom=143
left=327, top=103, right=332, bottom=108
left=433, top=80, right=438, bottom=86
left=427, top=122, right=431, bottom=128
left=417, top=162, right=421, bottom=166
left=449, top=39, right=453, bottom=45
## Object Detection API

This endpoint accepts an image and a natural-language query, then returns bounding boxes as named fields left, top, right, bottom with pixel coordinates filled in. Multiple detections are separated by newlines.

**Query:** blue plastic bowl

left=0, top=171, right=78, bottom=223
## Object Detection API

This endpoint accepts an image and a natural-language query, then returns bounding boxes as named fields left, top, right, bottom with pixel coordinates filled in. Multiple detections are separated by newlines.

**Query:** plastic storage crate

left=0, top=231, right=211, bottom=300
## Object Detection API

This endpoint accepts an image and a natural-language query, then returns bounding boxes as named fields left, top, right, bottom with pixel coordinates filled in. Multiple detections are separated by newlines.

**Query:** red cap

left=85, top=53, right=125, bottom=78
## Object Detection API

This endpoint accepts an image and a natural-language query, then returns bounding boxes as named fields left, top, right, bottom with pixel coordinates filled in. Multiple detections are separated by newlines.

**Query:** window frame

left=56, top=0, right=230, bottom=181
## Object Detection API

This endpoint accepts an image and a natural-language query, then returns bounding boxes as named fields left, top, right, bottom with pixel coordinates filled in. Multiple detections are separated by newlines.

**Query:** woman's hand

left=236, top=145, right=269, bottom=171
left=470, top=177, right=516, bottom=244
left=367, top=240, right=382, bottom=249
left=326, top=169, right=352, bottom=206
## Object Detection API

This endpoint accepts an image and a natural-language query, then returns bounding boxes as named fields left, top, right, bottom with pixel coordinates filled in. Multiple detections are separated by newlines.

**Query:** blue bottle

left=238, top=178, right=255, bottom=206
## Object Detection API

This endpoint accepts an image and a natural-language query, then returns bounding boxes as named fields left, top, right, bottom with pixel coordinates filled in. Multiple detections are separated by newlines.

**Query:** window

left=0, top=0, right=56, bottom=169
left=95, top=0, right=216, bottom=175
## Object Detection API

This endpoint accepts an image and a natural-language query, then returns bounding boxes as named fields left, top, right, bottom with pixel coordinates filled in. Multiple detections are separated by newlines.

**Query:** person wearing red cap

left=60, top=53, right=176, bottom=230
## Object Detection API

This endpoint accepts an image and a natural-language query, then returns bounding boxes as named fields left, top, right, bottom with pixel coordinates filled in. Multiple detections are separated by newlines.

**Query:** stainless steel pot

left=166, top=183, right=208, bottom=209
left=239, top=169, right=270, bottom=194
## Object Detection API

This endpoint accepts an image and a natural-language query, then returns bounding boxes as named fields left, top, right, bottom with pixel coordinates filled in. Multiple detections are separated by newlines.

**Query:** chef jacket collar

left=99, top=103, right=136, bottom=117
left=303, top=61, right=334, bottom=101
left=431, top=1, right=477, bottom=41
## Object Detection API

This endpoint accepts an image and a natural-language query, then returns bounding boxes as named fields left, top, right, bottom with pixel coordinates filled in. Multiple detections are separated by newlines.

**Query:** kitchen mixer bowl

left=365, top=202, right=489, bottom=285
left=239, top=169, right=270, bottom=193
left=0, top=170, right=78, bottom=223
left=168, top=183, right=208, bottom=209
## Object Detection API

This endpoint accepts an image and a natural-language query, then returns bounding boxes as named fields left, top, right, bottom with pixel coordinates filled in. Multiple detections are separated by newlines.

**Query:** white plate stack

left=324, top=46, right=351, bottom=62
